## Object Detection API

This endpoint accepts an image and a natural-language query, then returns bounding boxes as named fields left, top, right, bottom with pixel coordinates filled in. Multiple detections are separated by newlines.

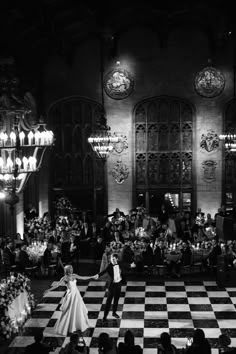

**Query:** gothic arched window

left=134, top=96, right=194, bottom=213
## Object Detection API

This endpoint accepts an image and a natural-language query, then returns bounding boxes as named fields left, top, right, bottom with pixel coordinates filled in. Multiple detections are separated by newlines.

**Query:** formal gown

left=55, top=278, right=91, bottom=335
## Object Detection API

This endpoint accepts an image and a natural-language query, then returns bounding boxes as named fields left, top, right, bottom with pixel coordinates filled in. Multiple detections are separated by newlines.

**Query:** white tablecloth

left=8, top=290, right=29, bottom=322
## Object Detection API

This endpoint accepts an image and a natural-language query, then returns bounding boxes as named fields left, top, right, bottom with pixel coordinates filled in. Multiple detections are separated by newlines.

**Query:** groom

left=97, top=253, right=125, bottom=322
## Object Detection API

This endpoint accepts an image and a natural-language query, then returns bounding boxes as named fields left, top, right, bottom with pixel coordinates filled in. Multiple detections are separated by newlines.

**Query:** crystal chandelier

left=0, top=58, right=54, bottom=205
left=88, top=38, right=119, bottom=159
left=219, top=134, right=236, bottom=152
left=88, top=111, right=119, bottom=159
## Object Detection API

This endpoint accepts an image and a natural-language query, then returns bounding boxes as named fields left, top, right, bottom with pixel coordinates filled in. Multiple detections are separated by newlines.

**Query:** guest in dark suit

left=3, top=241, right=15, bottom=274
left=118, top=329, right=142, bottom=354
left=120, top=241, right=135, bottom=273
left=4, top=241, right=15, bottom=266
left=97, top=253, right=125, bottom=322
left=18, top=244, right=33, bottom=271
left=43, top=242, right=53, bottom=267
left=79, top=222, right=92, bottom=257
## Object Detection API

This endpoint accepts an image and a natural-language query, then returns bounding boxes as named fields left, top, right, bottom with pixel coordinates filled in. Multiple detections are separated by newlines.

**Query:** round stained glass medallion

left=194, top=66, right=225, bottom=98
left=104, top=66, right=134, bottom=100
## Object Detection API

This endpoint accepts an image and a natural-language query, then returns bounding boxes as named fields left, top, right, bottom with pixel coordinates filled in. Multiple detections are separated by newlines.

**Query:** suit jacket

left=98, top=262, right=126, bottom=287
left=19, top=250, right=31, bottom=268
left=4, top=247, right=15, bottom=266
left=80, top=226, right=93, bottom=240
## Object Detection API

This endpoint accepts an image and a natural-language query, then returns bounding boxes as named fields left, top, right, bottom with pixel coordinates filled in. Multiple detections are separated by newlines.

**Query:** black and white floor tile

left=8, top=280, right=236, bottom=353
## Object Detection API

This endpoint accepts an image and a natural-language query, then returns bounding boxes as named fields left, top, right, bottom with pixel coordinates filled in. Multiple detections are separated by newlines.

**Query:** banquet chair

left=25, top=265, right=38, bottom=278
left=154, top=264, right=167, bottom=276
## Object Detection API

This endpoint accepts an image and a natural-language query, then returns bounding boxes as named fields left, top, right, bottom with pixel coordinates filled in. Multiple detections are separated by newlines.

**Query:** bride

left=44, top=264, right=98, bottom=336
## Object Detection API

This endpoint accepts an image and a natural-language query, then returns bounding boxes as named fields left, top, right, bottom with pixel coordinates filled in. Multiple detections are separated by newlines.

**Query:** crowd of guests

left=0, top=199, right=235, bottom=278
left=25, top=328, right=236, bottom=353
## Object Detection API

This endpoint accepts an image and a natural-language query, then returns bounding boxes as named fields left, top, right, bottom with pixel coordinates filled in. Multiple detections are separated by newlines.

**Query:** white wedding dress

left=55, top=278, right=91, bottom=336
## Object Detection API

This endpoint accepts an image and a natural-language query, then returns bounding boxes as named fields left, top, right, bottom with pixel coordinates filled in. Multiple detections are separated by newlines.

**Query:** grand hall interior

left=1, top=1, right=236, bottom=353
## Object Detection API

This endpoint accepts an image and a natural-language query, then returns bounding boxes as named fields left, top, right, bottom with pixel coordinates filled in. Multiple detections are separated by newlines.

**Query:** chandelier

left=88, top=38, right=119, bottom=159
left=88, top=111, right=119, bottom=159
left=219, top=134, right=236, bottom=152
left=0, top=58, right=54, bottom=205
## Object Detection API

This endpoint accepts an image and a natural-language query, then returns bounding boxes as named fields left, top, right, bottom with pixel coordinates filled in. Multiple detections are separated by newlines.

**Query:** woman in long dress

left=44, top=264, right=97, bottom=336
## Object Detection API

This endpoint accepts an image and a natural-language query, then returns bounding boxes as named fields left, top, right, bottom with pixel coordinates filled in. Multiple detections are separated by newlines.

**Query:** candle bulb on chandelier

left=10, top=131, right=16, bottom=146
left=28, top=131, right=34, bottom=145
left=19, top=131, right=25, bottom=146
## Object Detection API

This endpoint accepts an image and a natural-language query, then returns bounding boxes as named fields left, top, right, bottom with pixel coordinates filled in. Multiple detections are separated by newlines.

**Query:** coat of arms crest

left=202, top=160, right=217, bottom=183
left=110, top=159, right=129, bottom=184
left=200, top=130, right=219, bottom=152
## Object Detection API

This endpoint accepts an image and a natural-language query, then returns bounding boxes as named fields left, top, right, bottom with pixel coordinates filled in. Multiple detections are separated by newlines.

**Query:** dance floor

left=8, top=279, right=236, bottom=353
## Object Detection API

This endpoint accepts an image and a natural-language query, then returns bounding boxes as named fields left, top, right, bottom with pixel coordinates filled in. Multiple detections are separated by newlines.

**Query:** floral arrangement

left=0, top=273, right=35, bottom=340
left=110, top=240, right=124, bottom=253
left=54, top=196, right=72, bottom=213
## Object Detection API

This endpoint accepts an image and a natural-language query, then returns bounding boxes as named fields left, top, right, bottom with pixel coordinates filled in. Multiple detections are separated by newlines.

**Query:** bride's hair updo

left=64, top=265, right=73, bottom=276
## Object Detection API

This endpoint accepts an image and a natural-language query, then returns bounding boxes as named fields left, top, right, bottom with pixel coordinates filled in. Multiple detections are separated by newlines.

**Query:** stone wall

left=41, top=26, right=234, bottom=217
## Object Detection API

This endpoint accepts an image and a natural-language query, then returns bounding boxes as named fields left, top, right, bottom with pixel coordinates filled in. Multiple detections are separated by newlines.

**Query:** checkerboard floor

left=8, top=279, right=236, bottom=354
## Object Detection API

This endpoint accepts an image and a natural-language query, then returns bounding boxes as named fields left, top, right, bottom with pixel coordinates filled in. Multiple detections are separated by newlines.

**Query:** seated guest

left=98, top=332, right=117, bottom=354
left=185, top=328, right=211, bottom=354
left=166, top=242, right=192, bottom=278
left=118, top=329, right=142, bottom=354
left=218, top=333, right=236, bottom=353
left=25, top=332, right=51, bottom=354
left=157, top=332, right=177, bottom=354
left=18, top=244, right=33, bottom=271
left=63, top=333, right=88, bottom=354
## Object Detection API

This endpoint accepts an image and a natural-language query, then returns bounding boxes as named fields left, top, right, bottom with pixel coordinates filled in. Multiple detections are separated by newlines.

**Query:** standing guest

left=25, top=332, right=51, bottom=354
left=3, top=241, right=15, bottom=274
left=101, top=221, right=114, bottom=243
left=97, top=253, right=125, bottom=322
left=118, top=329, right=142, bottom=354
left=202, top=238, right=222, bottom=270
left=159, top=204, right=169, bottom=225
left=98, top=332, right=117, bottom=354
left=60, top=226, right=70, bottom=263
left=153, top=240, right=167, bottom=266
left=157, top=332, right=177, bottom=354
left=120, top=241, right=135, bottom=273
left=79, top=222, right=92, bottom=257
left=93, top=236, right=106, bottom=261
left=18, top=244, right=33, bottom=272
left=185, top=328, right=211, bottom=354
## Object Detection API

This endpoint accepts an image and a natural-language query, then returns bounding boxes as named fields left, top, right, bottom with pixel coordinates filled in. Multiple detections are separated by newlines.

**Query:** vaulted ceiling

left=0, top=0, right=234, bottom=64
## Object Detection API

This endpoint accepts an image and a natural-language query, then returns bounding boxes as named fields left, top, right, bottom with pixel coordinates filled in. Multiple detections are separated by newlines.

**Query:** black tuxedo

left=99, top=262, right=125, bottom=319
left=79, top=226, right=92, bottom=257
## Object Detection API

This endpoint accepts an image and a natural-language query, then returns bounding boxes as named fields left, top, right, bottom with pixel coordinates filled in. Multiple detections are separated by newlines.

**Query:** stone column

left=16, top=193, right=24, bottom=239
